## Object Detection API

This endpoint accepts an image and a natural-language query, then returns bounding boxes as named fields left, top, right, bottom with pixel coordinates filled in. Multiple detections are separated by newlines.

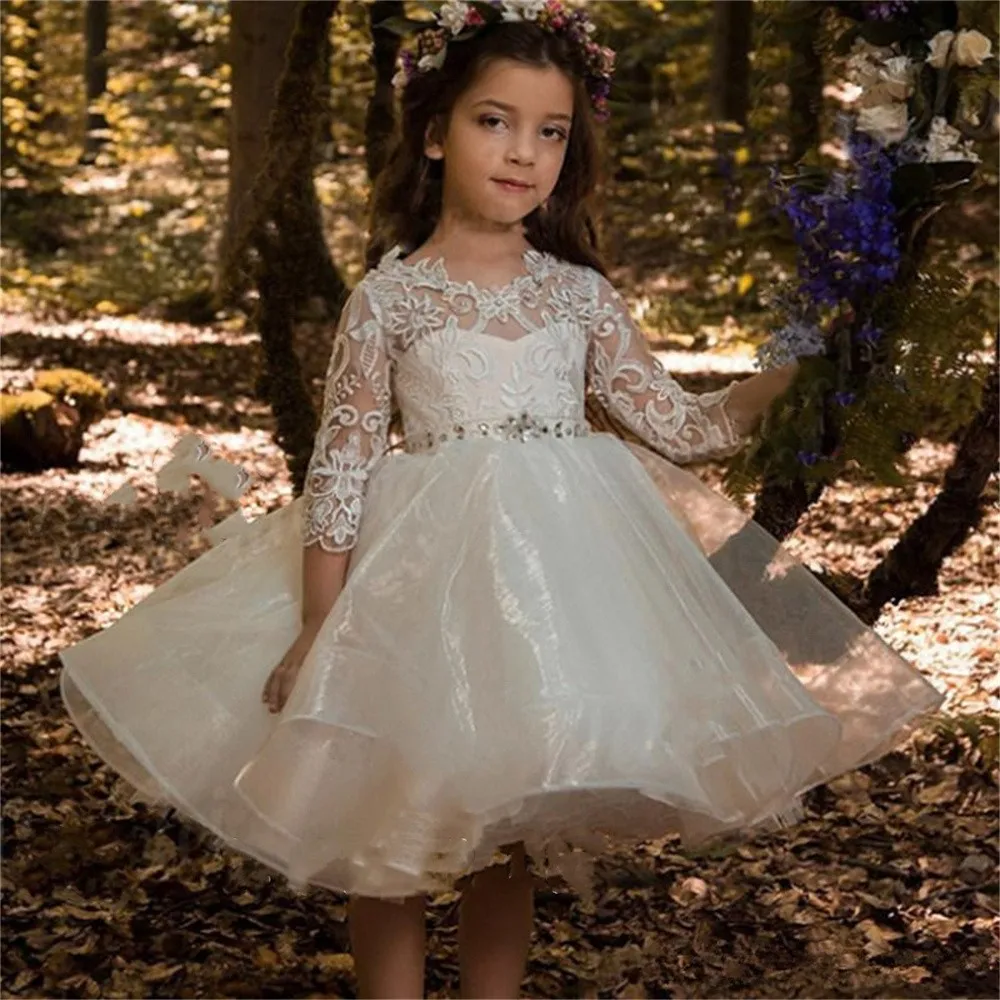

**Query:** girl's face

left=425, top=57, right=575, bottom=230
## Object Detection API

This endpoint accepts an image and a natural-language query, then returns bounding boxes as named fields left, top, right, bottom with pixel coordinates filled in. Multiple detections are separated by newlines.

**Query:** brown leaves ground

left=2, top=315, right=996, bottom=999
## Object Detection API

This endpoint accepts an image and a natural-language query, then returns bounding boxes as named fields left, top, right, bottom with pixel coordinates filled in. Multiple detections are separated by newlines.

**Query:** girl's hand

left=263, top=623, right=321, bottom=714
left=728, top=359, right=803, bottom=435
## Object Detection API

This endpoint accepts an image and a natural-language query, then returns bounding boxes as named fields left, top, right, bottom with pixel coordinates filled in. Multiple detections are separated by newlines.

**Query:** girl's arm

left=301, top=547, right=353, bottom=632
left=585, top=273, right=798, bottom=464
left=725, top=359, right=800, bottom=435
left=300, top=280, right=393, bottom=628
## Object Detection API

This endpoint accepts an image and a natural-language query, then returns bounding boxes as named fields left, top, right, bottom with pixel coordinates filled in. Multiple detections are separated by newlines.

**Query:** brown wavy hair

left=365, top=19, right=610, bottom=277
left=364, top=19, right=639, bottom=452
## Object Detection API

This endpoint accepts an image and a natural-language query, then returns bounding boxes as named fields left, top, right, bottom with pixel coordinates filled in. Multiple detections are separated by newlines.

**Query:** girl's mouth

left=492, top=178, right=533, bottom=193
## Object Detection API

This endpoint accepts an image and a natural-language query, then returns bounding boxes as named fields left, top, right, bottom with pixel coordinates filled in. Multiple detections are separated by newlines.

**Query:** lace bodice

left=302, top=244, right=747, bottom=553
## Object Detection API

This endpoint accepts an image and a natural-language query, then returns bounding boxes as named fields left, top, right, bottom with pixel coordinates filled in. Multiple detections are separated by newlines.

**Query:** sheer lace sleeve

left=302, top=279, right=393, bottom=553
left=585, top=272, right=749, bottom=465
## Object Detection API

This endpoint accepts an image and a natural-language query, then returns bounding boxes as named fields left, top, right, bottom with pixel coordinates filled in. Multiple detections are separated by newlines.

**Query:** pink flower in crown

left=393, top=0, right=615, bottom=119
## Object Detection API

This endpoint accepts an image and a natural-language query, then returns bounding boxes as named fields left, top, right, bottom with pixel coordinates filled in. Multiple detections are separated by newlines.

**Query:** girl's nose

left=505, top=130, right=536, bottom=166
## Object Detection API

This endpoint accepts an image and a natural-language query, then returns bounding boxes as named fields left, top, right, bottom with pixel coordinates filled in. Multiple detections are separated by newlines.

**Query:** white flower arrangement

left=856, top=102, right=912, bottom=146
left=844, top=25, right=989, bottom=163
left=843, top=26, right=990, bottom=156
left=927, top=28, right=993, bottom=69
left=921, top=115, right=982, bottom=163
left=954, top=29, right=993, bottom=66
left=845, top=39, right=915, bottom=145
left=846, top=38, right=896, bottom=91
left=860, top=55, right=916, bottom=107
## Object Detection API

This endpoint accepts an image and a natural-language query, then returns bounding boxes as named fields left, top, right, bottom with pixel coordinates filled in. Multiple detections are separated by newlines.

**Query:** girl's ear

left=424, top=116, right=445, bottom=160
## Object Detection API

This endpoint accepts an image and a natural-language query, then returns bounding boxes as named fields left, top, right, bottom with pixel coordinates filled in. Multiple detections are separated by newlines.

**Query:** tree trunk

left=786, top=0, right=823, bottom=164
left=751, top=475, right=822, bottom=541
left=315, top=26, right=334, bottom=163
left=710, top=0, right=753, bottom=131
left=365, top=1, right=404, bottom=182
left=217, top=0, right=334, bottom=306
left=82, top=0, right=109, bottom=163
left=218, top=0, right=344, bottom=496
left=861, top=365, right=999, bottom=616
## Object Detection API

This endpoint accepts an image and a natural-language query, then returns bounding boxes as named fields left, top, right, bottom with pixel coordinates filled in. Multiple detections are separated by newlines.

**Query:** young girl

left=60, top=2, right=945, bottom=997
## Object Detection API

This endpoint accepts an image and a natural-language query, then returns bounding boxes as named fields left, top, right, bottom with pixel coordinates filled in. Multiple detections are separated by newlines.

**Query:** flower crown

left=390, top=0, right=615, bottom=121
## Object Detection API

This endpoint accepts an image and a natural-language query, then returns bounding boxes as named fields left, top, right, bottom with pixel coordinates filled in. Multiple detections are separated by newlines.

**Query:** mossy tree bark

left=219, top=0, right=344, bottom=496
left=709, top=0, right=753, bottom=133
left=82, top=0, right=109, bottom=164
left=786, top=0, right=823, bottom=165
left=860, top=363, right=999, bottom=619
left=218, top=0, right=343, bottom=312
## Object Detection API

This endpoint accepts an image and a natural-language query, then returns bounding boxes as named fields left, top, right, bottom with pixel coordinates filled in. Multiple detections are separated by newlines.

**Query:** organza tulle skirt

left=59, top=431, right=944, bottom=903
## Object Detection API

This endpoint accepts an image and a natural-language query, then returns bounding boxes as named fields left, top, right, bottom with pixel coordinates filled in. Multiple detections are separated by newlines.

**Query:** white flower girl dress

left=59, top=245, right=945, bottom=904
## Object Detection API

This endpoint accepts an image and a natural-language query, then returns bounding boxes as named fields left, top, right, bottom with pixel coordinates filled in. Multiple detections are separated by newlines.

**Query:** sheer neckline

left=379, top=243, right=550, bottom=294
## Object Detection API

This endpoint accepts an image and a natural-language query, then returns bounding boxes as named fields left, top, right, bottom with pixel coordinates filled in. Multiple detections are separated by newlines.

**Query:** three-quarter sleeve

left=302, top=280, right=393, bottom=553
left=585, top=272, right=749, bottom=465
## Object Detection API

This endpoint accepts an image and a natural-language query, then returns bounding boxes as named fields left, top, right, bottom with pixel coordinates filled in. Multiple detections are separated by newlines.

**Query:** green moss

left=34, top=367, right=108, bottom=427
left=0, top=389, right=56, bottom=425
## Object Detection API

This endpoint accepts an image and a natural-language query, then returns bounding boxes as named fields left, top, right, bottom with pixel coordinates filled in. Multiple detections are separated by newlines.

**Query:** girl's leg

left=457, top=841, right=535, bottom=999
left=347, top=892, right=427, bottom=999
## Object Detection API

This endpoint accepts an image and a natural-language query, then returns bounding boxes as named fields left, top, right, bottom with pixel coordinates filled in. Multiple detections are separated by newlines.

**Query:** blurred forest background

left=2, top=0, right=993, bottom=330
left=2, top=2, right=998, bottom=999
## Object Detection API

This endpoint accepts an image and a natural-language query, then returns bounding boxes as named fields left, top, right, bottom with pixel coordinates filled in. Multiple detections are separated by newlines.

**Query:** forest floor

left=1, top=311, right=997, bottom=1000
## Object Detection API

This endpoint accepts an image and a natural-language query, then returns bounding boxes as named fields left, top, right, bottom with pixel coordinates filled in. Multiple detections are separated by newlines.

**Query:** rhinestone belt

left=404, top=411, right=592, bottom=454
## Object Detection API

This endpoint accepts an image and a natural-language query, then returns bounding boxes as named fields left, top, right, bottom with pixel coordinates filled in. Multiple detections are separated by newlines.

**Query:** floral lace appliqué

left=302, top=283, right=393, bottom=553
left=301, top=246, right=749, bottom=554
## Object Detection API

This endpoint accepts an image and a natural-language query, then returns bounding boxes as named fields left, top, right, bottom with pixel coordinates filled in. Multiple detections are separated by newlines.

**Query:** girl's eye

left=478, top=115, right=567, bottom=142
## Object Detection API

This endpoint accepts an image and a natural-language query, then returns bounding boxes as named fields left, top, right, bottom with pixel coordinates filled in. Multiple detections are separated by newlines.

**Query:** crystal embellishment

left=404, top=411, right=591, bottom=454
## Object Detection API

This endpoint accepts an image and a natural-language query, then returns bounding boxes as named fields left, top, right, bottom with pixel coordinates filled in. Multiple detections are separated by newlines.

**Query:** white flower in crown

left=440, top=0, right=472, bottom=36
left=418, top=47, right=448, bottom=72
left=501, top=0, right=546, bottom=22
